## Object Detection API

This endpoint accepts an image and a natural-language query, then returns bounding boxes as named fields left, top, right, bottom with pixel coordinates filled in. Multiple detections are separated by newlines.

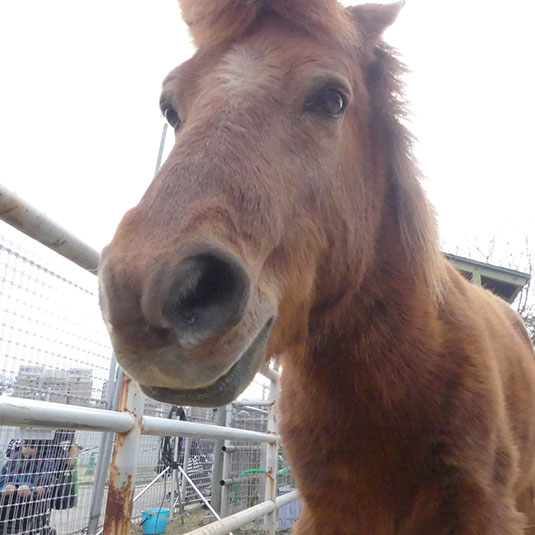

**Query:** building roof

left=444, top=253, right=530, bottom=304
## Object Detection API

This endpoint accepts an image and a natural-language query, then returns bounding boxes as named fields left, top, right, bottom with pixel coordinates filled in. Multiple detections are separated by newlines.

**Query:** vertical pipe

left=220, top=405, right=233, bottom=517
left=180, top=436, right=192, bottom=502
left=103, top=375, right=144, bottom=535
left=169, top=431, right=179, bottom=521
left=87, top=361, right=121, bottom=535
left=262, top=378, right=279, bottom=535
left=210, top=407, right=227, bottom=515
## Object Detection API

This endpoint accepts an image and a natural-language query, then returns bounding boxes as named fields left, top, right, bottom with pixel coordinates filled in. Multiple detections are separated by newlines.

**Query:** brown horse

left=99, top=1, right=535, bottom=533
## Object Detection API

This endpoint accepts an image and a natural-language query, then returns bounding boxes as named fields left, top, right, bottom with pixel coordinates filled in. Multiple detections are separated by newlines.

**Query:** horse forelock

left=178, top=0, right=356, bottom=50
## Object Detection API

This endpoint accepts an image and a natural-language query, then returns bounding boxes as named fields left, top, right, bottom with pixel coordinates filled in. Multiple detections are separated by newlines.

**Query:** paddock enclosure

left=99, top=1, right=535, bottom=534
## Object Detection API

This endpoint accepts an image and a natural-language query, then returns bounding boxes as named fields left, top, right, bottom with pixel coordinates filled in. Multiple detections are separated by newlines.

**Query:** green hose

left=233, top=465, right=290, bottom=502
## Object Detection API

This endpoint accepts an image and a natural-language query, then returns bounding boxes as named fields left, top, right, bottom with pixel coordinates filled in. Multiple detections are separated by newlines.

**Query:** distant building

left=66, top=368, right=93, bottom=406
left=13, top=366, right=93, bottom=407
left=445, top=253, right=530, bottom=304
left=12, top=365, right=44, bottom=400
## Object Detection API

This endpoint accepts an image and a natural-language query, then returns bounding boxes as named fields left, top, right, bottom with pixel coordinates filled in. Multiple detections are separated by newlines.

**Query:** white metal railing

left=0, top=381, right=290, bottom=535
left=0, top=395, right=278, bottom=445
left=0, top=395, right=133, bottom=433
left=183, top=490, right=299, bottom=535
left=0, top=182, right=299, bottom=534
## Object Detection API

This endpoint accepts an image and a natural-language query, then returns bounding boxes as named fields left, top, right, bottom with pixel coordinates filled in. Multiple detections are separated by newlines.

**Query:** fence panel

left=0, top=220, right=114, bottom=535
left=0, top=214, right=299, bottom=535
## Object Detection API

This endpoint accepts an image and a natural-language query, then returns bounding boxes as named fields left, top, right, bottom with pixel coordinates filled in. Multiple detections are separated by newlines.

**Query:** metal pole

left=142, top=416, right=275, bottom=443
left=179, top=491, right=299, bottom=535
left=233, top=400, right=272, bottom=407
left=210, top=407, right=227, bottom=515
left=220, top=405, right=233, bottom=517
left=221, top=445, right=262, bottom=454
left=262, top=378, right=280, bottom=535
left=169, top=435, right=179, bottom=521
left=180, top=436, right=192, bottom=502
left=0, top=394, right=133, bottom=431
left=154, top=122, right=169, bottom=175
left=0, top=184, right=100, bottom=273
left=260, top=366, right=281, bottom=383
left=168, top=405, right=183, bottom=522
left=103, top=375, right=144, bottom=535
left=87, top=362, right=122, bottom=535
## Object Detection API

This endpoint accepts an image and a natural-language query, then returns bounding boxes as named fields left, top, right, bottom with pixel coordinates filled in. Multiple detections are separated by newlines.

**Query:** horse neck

left=300, top=215, right=443, bottom=415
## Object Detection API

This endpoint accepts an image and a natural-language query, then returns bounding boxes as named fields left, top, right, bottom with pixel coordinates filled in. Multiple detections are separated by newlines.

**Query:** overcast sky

left=1, top=0, right=534, bottom=271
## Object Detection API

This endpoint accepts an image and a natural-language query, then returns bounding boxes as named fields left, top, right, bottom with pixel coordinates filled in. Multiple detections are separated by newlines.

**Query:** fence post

left=87, top=362, right=122, bottom=534
left=220, top=404, right=234, bottom=517
left=169, top=429, right=179, bottom=521
left=180, top=436, right=192, bottom=502
left=103, top=375, right=144, bottom=535
left=210, top=407, right=227, bottom=515
left=262, top=377, right=279, bottom=535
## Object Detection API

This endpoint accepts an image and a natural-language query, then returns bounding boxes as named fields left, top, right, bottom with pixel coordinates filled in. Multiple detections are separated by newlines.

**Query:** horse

left=98, top=1, right=535, bottom=533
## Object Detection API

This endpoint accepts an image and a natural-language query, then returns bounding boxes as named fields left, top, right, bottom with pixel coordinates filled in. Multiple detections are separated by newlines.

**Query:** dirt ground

left=132, top=506, right=291, bottom=535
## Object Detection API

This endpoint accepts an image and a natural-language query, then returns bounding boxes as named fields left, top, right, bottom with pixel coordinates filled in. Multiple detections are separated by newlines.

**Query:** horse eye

left=306, top=88, right=347, bottom=118
left=163, top=106, right=181, bottom=130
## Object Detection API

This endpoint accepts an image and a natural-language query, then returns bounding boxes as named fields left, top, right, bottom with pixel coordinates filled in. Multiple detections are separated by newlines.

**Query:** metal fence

left=0, top=217, right=114, bottom=535
left=0, top=185, right=299, bottom=535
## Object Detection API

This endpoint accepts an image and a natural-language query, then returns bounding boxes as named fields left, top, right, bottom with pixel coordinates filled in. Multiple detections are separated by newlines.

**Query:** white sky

left=1, top=0, right=534, bottom=270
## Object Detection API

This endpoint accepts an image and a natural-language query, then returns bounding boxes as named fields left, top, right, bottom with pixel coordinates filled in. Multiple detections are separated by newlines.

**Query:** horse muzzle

left=99, top=241, right=276, bottom=406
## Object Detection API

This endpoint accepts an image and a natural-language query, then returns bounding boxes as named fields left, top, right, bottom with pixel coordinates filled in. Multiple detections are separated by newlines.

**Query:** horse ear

left=348, top=2, right=404, bottom=43
left=178, top=0, right=262, bottom=48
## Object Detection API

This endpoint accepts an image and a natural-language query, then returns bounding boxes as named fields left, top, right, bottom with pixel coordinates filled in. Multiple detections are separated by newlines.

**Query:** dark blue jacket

left=0, top=452, right=51, bottom=490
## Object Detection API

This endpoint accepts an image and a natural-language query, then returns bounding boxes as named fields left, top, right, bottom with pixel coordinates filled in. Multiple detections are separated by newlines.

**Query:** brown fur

left=100, top=1, right=535, bottom=533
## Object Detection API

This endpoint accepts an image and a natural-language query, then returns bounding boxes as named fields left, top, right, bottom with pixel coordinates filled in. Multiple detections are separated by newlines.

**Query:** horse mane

left=178, top=0, right=446, bottom=302
left=367, top=42, right=446, bottom=302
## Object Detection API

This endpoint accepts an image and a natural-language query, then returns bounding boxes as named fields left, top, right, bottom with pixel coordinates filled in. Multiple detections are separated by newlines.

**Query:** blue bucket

left=141, top=508, right=170, bottom=535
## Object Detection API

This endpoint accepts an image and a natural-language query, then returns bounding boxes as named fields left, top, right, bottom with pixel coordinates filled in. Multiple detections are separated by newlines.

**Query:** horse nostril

left=163, top=251, right=250, bottom=336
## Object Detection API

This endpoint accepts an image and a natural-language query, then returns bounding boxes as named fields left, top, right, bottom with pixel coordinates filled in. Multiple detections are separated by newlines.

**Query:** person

left=52, top=444, right=78, bottom=511
left=0, top=440, right=48, bottom=500
left=0, top=439, right=55, bottom=534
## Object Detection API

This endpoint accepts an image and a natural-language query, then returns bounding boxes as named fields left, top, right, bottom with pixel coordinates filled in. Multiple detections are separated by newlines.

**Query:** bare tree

left=504, top=238, right=534, bottom=345
left=516, top=255, right=534, bottom=344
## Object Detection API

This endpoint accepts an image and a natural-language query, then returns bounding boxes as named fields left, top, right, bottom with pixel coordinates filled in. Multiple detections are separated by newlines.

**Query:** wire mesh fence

left=0, top=221, right=112, bottom=409
left=0, top=220, right=113, bottom=534
left=221, top=406, right=298, bottom=531
left=0, top=220, right=298, bottom=534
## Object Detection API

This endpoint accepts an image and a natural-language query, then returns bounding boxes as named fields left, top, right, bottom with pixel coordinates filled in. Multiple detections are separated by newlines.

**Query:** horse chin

left=139, top=316, right=275, bottom=407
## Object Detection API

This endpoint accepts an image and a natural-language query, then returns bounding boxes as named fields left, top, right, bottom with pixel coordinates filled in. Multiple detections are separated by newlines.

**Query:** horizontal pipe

left=260, top=366, right=280, bottom=383
left=181, top=491, right=299, bottom=535
left=221, top=445, right=261, bottom=453
left=0, top=397, right=279, bottom=442
left=233, top=400, right=272, bottom=408
left=0, top=396, right=134, bottom=433
left=142, top=416, right=277, bottom=443
left=0, top=184, right=100, bottom=273
left=220, top=474, right=261, bottom=486
left=238, top=406, right=268, bottom=415
left=275, top=490, right=300, bottom=509
left=182, top=501, right=274, bottom=535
